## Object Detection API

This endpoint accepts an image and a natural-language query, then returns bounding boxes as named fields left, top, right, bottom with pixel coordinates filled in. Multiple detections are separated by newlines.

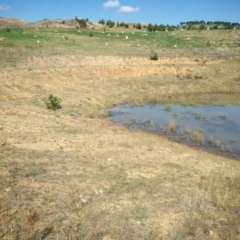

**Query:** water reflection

left=108, top=103, right=240, bottom=160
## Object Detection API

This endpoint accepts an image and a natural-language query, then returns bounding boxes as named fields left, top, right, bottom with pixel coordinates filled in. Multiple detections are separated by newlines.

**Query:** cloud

left=0, top=4, right=10, bottom=11
left=103, top=0, right=120, bottom=8
left=118, top=6, right=140, bottom=13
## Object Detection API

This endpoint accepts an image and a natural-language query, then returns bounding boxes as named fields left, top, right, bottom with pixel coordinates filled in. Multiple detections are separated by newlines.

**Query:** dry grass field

left=0, top=18, right=240, bottom=239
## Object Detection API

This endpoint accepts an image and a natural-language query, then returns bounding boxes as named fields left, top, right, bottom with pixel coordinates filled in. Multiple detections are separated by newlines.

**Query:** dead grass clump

left=168, top=120, right=176, bottom=132
left=173, top=172, right=240, bottom=239
left=204, top=172, right=240, bottom=210
left=167, top=215, right=212, bottom=240
left=184, top=127, right=192, bottom=134
left=191, top=128, right=204, bottom=145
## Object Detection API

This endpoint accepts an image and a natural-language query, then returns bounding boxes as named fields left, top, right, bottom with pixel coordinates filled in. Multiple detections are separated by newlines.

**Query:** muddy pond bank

left=108, top=94, right=240, bottom=160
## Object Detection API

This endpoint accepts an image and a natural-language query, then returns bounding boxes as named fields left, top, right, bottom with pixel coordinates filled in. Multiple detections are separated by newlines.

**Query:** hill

left=0, top=17, right=29, bottom=27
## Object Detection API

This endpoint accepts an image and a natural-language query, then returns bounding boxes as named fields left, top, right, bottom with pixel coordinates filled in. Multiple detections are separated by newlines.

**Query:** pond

left=108, top=94, right=240, bottom=160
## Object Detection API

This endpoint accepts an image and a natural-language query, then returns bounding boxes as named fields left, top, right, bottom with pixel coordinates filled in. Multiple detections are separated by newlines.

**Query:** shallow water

left=108, top=100, right=240, bottom=160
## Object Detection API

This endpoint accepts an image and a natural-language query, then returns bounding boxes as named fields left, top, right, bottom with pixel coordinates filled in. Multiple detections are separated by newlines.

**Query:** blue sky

left=0, top=0, right=240, bottom=25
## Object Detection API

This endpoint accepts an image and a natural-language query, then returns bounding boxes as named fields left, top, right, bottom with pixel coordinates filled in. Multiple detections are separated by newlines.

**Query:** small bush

left=89, top=31, right=93, bottom=37
left=45, top=94, right=62, bottom=110
left=206, top=40, right=211, bottom=47
left=6, top=27, right=11, bottom=32
left=149, top=51, right=158, bottom=61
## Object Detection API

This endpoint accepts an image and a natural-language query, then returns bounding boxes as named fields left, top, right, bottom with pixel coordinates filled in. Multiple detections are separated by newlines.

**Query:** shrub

left=149, top=51, right=158, bottom=61
left=89, top=31, right=93, bottom=37
left=45, top=94, right=62, bottom=110
left=6, top=27, right=11, bottom=32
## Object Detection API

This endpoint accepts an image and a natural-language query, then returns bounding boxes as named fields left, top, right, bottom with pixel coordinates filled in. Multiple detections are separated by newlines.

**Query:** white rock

left=81, top=198, right=88, bottom=203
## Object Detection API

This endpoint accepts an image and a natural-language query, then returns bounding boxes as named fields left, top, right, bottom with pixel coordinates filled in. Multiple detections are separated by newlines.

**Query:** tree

left=106, top=20, right=115, bottom=28
left=136, top=23, right=142, bottom=30
left=152, top=24, right=158, bottom=31
left=75, top=18, right=88, bottom=28
left=98, top=19, right=105, bottom=25
left=147, top=24, right=153, bottom=31
left=120, top=22, right=125, bottom=27
left=158, top=24, right=166, bottom=31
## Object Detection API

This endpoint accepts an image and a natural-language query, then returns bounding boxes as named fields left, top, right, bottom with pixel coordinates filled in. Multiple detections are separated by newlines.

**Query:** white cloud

left=103, top=0, right=120, bottom=8
left=118, top=6, right=140, bottom=13
left=0, top=4, right=10, bottom=11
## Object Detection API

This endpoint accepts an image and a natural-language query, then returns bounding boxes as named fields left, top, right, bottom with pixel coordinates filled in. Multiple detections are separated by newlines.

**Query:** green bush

left=45, top=94, right=62, bottom=110
left=89, top=31, right=94, bottom=37
left=149, top=51, right=159, bottom=61
left=136, top=23, right=142, bottom=30
left=6, top=27, right=11, bottom=32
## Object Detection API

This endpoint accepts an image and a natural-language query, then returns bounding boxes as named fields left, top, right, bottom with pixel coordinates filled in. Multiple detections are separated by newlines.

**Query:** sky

left=0, top=0, right=240, bottom=25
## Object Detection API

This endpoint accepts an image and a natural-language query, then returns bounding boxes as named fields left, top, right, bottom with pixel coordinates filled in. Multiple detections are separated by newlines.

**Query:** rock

left=81, top=198, right=88, bottom=203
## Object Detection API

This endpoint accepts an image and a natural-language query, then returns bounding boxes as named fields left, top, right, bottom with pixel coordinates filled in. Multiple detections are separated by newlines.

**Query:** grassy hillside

left=1, top=24, right=240, bottom=69
left=0, top=18, right=240, bottom=240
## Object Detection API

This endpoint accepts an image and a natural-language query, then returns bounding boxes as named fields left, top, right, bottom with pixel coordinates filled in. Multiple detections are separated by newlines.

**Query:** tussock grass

left=168, top=120, right=176, bottom=132
left=191, top=128, right=204, bottom=145
left=171, top=171, right=240, bottom=239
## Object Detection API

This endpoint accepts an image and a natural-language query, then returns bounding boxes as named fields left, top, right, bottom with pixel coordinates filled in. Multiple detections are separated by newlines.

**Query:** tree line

left=75, top=17, right=240, bottom=31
